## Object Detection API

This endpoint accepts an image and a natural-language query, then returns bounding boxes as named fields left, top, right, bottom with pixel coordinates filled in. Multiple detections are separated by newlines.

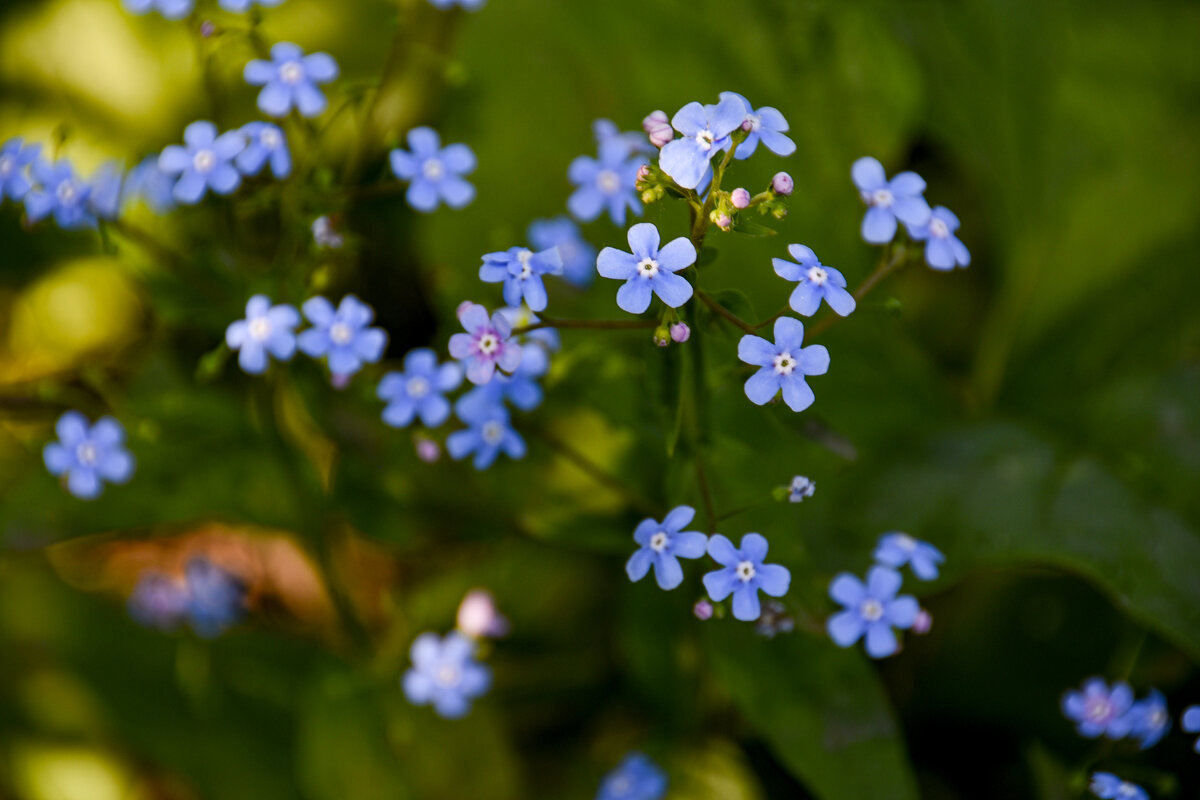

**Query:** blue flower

left=0, top=138, right=41, bottom=202
left=377, top=348, right=462, bottom=428
left=702, top=533, right=791, bottom=621
left=297, top=295, right=388, bottom=379
left=851, top=157, right=932, bottom=244
left=244, top=42, right=339, bottom=118
left=567, top=138, right=645, bottom=226
left=596, top=752, right=667, bottom=800
left=658, top=94, right=746, bottom=190
left=597, top=222, right=695, bottom=314
left=455, top=342, right=549, bottom=420
left=87, top=162, right=124, bottom=221
left=184, top=558, right=246, bottom=638
left=225, top=295, right=301, bottom=374
left=447, top=403, right=525, bottom=470
left=497, top=305, right=560, bottom=352
left=128, top=572, right=190, bottom=631
left=219, top=0, right=285, bottom=11
left=625, top=505, right=708, bottom=590
left=43, top=411, right=135, bottom=499
left=908, top=205, right=970, bottom=270
left=428, top=0, right=485, bottom=9
left=403, top=631, right=491, bottom=718
left=772, top=244, right=856, bottom=317
left=236, top=122, right=291, bottom=179
left=158, top=121, right=246, bottom=204
left=528, top=216, right=597, bottom=287
left=1061, top=677, right=1135, bottom=739
left=737, top=317, right=829, bottom=412
left=122, top=0, right=193, bottom=19
left=788, top=475, right=815, bottom=503
left=122, top=156, right=176, bottom=214
left=826, top=566, right=919, bottom=658
left=1183, top=704, right=1200, bottom=752
left=873, top=532, right=944, bottom=581
left=1089, top=773, right=1148, bottom=800
left=479, top=246, right=564, bottom=312
left=593, top=118, right=654, bottom=158
left=389, top=127, right=476, bottom=212
left=25, top=159, right=95, bottom=229
left=448, top=302, right=522, bottom=385
left=1124, top=689, right=1170, bottom=750
left=720, top=92, right=795, bottom=160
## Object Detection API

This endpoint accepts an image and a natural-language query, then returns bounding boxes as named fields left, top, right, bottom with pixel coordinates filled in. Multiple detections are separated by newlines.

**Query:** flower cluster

left=128, top=558, right=247, bottom=639
left=1062, top=678, right=1170, bottom=749
left=403, top=589, right=505, bottom=718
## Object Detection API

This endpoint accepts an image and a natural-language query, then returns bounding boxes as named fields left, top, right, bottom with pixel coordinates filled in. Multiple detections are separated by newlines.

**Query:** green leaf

left=706, top=289, right=757, bottom=325
left=730, top=219, right=779, bottom=237
left=697, top=246, right=720, bottom=267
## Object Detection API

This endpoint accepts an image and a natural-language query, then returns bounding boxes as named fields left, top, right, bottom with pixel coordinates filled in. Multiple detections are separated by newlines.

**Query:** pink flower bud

left=643, top=110, right=673, bottom=148
left=200, top=20, right=217, bottom=38
left=693, top=599, right=714, bottom=620
left=912, top=609, right=932, bottom=635
left=669, top=322, right=690, bottom=343
left=715, top=213, right=732, bottom=231
left=636, top=164, right=651, bottom=183
left=641, top=109, right=668, bottom=133
left=457, top=589, right=509, bottom=639
left=415, top=438, right=440, bottom=463
left=730, top=188, right=751, bottom=209
left=772, top=171, right=794, bottom=196
left=653, top=329, right=670, bottom=347
left=331, top=373, right=350, bottom=390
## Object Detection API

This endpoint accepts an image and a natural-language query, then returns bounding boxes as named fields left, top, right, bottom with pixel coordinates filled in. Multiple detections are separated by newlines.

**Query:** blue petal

left=827, top=610, right=865, bottom=646
left=731, top=585, right=762, bottom=621
left=672, top=532, right=708, bottom=559
left=865, top=622, right=898, bottom=658
left=653, top=553, right=684, bottom=590
left=851, top=157, right=886, bottom=192
left=702, top=567, right=738, bottom=601
left=829, top=573, right=865, bottom=607
left=626, top=222, right=660, bottom=257
left=662, top=504, right=695, bottom=532
left=651, top=271, right=693, bottom=308
left=616, top=280, right=653, bottom=314
left=706, top=534, right=739, bottom=566
left=743, top=368, right=779, bottom=405
left=861, top=206, right=897, bottom=244
left=626, top=548, right=653, bottom=582
left=756, top=564, right=790, bottom=596
left=773, top=316, right=805, bottom=352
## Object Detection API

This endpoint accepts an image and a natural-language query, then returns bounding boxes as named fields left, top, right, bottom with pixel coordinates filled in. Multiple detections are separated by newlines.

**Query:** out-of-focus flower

left=596, top=752, right=667, bottom=800
left=908, top=206, right=971, bottom=270
left=446, top=404, right=524, bottom=470
left=0, top=138, right=41, bottom=202
left=873, top=532, right=944, bottom=581
left=788, top=475, right=815, bottom=502
left=158, top=121, right=246, bottom=204
left=43, top=412, right=135, bottom=499
left=237, top=122, right=291, bottom=179
left=527, top=216, right=596, bottom=287
left=851, top=156, right=931, bottom=244
left=625, top=505, right=708, bottom=591
left=1089, top=773, right=1148, bottom=800
left=225, top=295, right=300, bottom=374
left=403, top=632, right=491, bottom=718
left=1124, top=689, right=1170, bottom=750
left=122, top=0, right=194, bottom=19
left=244, top=42, right=338, bottom=118
left=479, top=246, right=564, bottom=312
left=25, top=159, right=95, bottom=229
left=1061, top=677, right=1135, bottom=739
left=826, top=566, right=919, bottom=658
left=568, top=138, right=645, bottom=226
left=297, top=295, right=387, bottom=380
left=456, top=589, right=509, bottom=639
left=389, top=127, right=476, bottom=212
left=377, top=348, right=462, bottom=428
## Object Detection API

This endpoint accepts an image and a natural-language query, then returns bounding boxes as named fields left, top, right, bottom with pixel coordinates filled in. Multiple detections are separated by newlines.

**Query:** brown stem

left=807, top=244, right=907, bottom=339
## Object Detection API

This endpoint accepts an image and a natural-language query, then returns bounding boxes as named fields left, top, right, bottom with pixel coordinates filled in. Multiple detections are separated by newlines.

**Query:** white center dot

left=773, top=351, right=795, bottom=375
left=747, top=114, right=762, bottom=132
left=597, top=169, right=620, bottom=195
left=929, top=218, right=949, bottom=238
left=872, top=188, right=894, bottom=207
left=516, top=249, right=534, bottom=279
left=478, top=333, right=499, bottom=355
left=434, top=664, right=461, bottom=687
left=0, top=155, right=13, bottom=177
left=860, top=599, right=884, bottom=622
left=260, top=129, right=281, bottom=149
left=482, top=421, right=504, bottom=444
left=56, top=181, right=77, bottom=203
left=649, top=532, right=669, bottom=553
left=407, top=377, right=430, bottom=398
left=806, top=266, right=828, bottom=285
left=695, top=130, right=715, bottom=151
left=192, top=149, right=216, bottom=174
left=279, top=61, right=304, bottom=85
left=736, top=561, right=756, bottom=582
left=248, top=317, right=273, bottom=341
left=636, top=257, right=659, bottom=278
left=329, top=322, right=353, bottom=345
left=75, top=442, right=98, bottom=466
left=423, top=158, right=445, bottom=181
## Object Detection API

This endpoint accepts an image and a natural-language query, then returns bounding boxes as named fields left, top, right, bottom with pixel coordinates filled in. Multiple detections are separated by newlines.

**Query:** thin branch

left=530, top=428, right=657, bottom=516
left=512, top=317, right=657, bottom=334
left=807, top=245, right=907, bottom=340
left=695, top=289, right=757, bottom=335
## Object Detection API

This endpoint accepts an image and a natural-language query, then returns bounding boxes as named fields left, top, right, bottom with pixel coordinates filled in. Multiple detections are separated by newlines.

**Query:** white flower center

left=747, top=113, right=762, bottom=132
left=422, top=158, right=445, bottom=181
left=895, top=534, right=917, bottom=551
left=56, top=180, right=78, bottom=204
left=481, top=421, right=504, bottom=444
left=597, top=169, right=620, bottom=195
left=736, top=560, right=756, bottom=582
left=1116, top=785, right=1139, bottom=800
left=649, top=532, right=669, bottom=553
left=477, top=333, right=499, bottom=355
left=636, top=257, right=659, bottom=278
left=434, top=664, right=461, bottom=687
left=329, top=322, right=353, bottom=345
left=1150, top=708, right=1166, bottom=727
left=516, top=249, right=534, bottom=280
left=1085, top=697, right=1113, bottom=723
left=805, top=266, right=828, bottom=286
left=260, top=128, right=281, bottom=149
left=0, top=155, right=13, bottom=177
left=609, top=777, right=632, bottom=797
left=929, top=218, right=950, bottom=238
left=248, top=317, right=273, bottom=341
left=871, top=188, right=894, bottom=207
left=75, top=442, right=98, bottom=466
left=192, top=149, right=216, bottom=174
left=773, top=351, right=795, bottom=375
left=860, top=599, right=884, bottom=622
left=695, top=129, right=715, bottom=151
left=406, top=377, right=430, bottom=398
left=279, top=61, right=305, bottom=85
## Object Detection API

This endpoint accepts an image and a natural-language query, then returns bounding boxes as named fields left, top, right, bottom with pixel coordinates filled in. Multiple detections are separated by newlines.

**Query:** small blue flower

left=43, top=411, right=135, bottom=499
left=403, top=631, right=491, bottom=718
left=122, top=156, right=176, bottom=214
left=122, top=0, right=194, bottom=19
left=851, top=157, right=932, bottom=244
left=448, top=302, right=522, bottom=385
left=720, top=92, right=795, bottom=160
left=236, top=122, right=291, bottom=179
left=219, top=0, right=285, bottom=11
left=428, top=0, right=485, bottom=9
left=1062, top=677, right=1135, bottom=739
left=25, top=159, right=95, bottom=229
left=826, top=566, right=919, bottom=658
left=184, top=558, right=246, bottom=638
left=873, top=532, right=944, bottom=581
left=87, top=162, right=124, bottom=221
left=479, top=246, right=564, bottom=312
left=377, top=348, right=462, bottom=428
left=527, top=216, right=597, bottom=287
left=658, top=94, right=746, bottom=190
left=297, top=295, right=388, bottom=379
left=1089, top=773, right=1149, bottom=800
left=625, top=505, right=708, bottom=591
left=1124, top=689, right=1170, bottom=750
left=447, top=403, right=525, bottom=470
left=455, top=342, right=549, bottom=420
left=593, top=118, right=654, bottom=158
left=908, top=205, right=970, bottom=270
left=311, top=215, right=344, bottom=249
left=772, top=244, right=856, bottom=317
left=128, top=572, right=190, bottom=631
left=737, top=317, right=829, bottom=413
left=567, top=138, right=645, bottom=226
left=389, top=127, right=476, bottom=212
left=788, top=475, right=815, bottom=503
left=1183, top=704, right=1200, bottom=752
left=596, top=752, right=667, bottom=800
left=497, top=305, right=560, bottom=352
left=225, top=295, right=301, bottom=374
left=702, top=533, right=791, bottom=621
left=158, top=121, right=246, bottom=204
left=0, top=138, right=41, bottom=202
left=244, top=42, right=338, bottom=118
left=596, top=222, right=695, bottom=314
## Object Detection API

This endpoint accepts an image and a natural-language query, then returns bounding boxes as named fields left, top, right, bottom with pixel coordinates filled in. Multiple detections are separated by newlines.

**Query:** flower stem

left=806, top=243, right=907, bottom=340
left=512, top=317, right=657, bottom=334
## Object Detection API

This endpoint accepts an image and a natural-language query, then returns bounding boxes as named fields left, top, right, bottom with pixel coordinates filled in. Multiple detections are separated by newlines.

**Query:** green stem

left=695, top=289, right=756, bottom=334
left=806, top=243, right=907, bottom=340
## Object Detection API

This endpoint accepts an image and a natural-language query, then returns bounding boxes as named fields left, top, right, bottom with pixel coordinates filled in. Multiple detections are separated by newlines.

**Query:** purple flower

left=456, top=590, right=509, bottom=639
left=826, top=566, right=919, bottom=658
left=596, top=222, right=695, bottom=314
left=122, top=0, right=193, bottom=18
left=568, top=138, right=644, bottom=226
left=596, top=752, right=667, bottom=800
left=908, top=205, right=970, bottom=270
left=158, top=121, right=246, bottom=204
left=0, top=138, right=41, bottom=202
left=658, top=94, right=745, bottom=190
left=720, top=92, right=795, bottom=160
left=737, top=317, right=829, bottom=412
left=851, top=156, right=931, bottom=244
left=642, top=110, right=674, bottom=149
left=448, top=302, right=522, bottom=385
left=772, top=244, right=856, bottom=317
left=24, top=159, right=94, bottom=229
left=625, top=505, right=708, bottom=591
left=772, top=171, right=793, bottom=196
left=447, top=403, right=524, bottom=470
left=43, top=412, right=135, bottom=499
left=1089, top=773, right=1148, bottom=800
left=128, top=573, right=189, bottom=631
left=236, top=122, right=291, bottom=179
left=455, top=342, right=549, bottom=419
left=1061, top=677, right=1135, bottom=739
left=244, top=42, right=338, bottom=118
left=702, top=533, right=791, bottom=621
left=377, top=348, right=462, bottom=428
left=527, top=216, right=597, bottom=287
left=1124, top=689, right=1170, bottom=750
left=403, top=631, right=491, bottom=718
left=873, top=532, right=944, bottom=581
left=479, top=246, right=563, bottom=312
left=389, top=127, right=476, bottom=212
left=1183, top=704, right=1200, bottom=752
left=225, top=295, right=301, bottom=374
left=297, top=295, right=387, bottom=379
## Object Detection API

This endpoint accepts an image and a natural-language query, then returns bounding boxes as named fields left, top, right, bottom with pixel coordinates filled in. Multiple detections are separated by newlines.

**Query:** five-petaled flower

left=625, top=505, right=708, bottom=591
left=1089, top=773, right=1148, bottom=800
left=658, top=94, right=746, bottom=190
left=1061, top=677, right=1135, bottom=739
left=449, top=302, right=523, bottom=385
left=722, top=92, right=796, bottom=160
left=403, top=631, right=491, bottom=718
left=236, top=122, right=291, bottom=179
left=297, top=295, right=388, bottom=379
left=377, top=348, right=463, bottom=429
left=908, top=205, right=970, bottom=270
left=527, top=216, right=597, bottom=287
left=43, top=411, right=135, bottom=499
left=158, top=121, right=246, bottom=204
left=567, top=138, right=645, bottom=226
left=597, top=222, right=696, bottom=314
left=24, top=159, right=95, bottom=229
left=479, top=246, right=564, bottom=312
left=0, top=138, right=41, bottom=202
left=122, top=0, right=193, bottom=19
left=225, top=295, right=301, bottom=375
left=851, top=156, right=932, bottom=244
left=1124, top=689, right=1170, bottom=750
left=596, top=752, right=668, bottom=800
left=447, top=403, right=525, bottom=470
left=826, top=565, right=919, bottom=658
left=702, top=533, right=791, bottom=621
left=389, top=127, right=476, bottom=212
left=873, top=532, right=944, bottom=581
left=772, top=244, right=856, bottom=317
left=244, top=42, right=339, bottom=118
left=737, top=317, right=829, bottom=412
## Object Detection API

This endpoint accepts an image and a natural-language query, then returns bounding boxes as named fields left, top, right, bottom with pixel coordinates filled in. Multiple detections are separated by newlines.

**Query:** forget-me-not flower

left=159, top=121, right=246, bottom=204
left=497, top=305, right=559, bottom=352
left=721, top=92, right=795, bottom=160
left=25, top=159, right=95, bottom=229
left=122, top=156, right=176, bottom=214
left=626, top=505, right=708, bottom=591
left=1062, top=677, right=1135, bottom=739
left=596, top=222, right=695, bottom=314
left=455, top=342, right=549, bottom=420
left=225, top=295, right=300, bottom=374
left=404, top=631, right=491, bottom=718
left=528, top=216, right=596, bottom=287
left=0, top=138, right=41, bottom=202
left=297, top=295, right=387, bottom=379
left=122, top=0, right=194, bottom=19
left=567, top=138, right=644, bottom=226
left=43, top=411, right=135, bottom=499
left=479, top=246, right=563, bottom=312
left=219, top=0, right=285, bottom=11
left=236, top=122, right=291, bottom=179
left=873, top=532, right=944, bottom=581
left=377, top=348, right=462, bottom=428
left=448, top=302, right=522, bottom=385
left=596, top=752, right=667, bottom=800
left=447, top=403, right=525, bottom=470
left=1124, top=689, right=1170, bottom=750
left=788, top=475, right=815, bottom=503
left=658, top=94, right=746, bottom=190
left=737, top=317, right=829, bottom=413
left=185, top=558, right=247, bottom=638
left=702, top=533, right=791, bottom=621
left=826, top=565, right=919, bottom=658
left=1089, top=773, right=1149, bottom=800
left=772, top=244, right=855, bottom=317
left=908, top=205, right=970, bottom=270
left=244, top=42, right=338, bottom=118
left=593, top=118, right=654, bottom=158
left=851, top=156, right=932, bottom=244
left=1183, top=704, right=1200, bottom=752
left=389, top=127, right=476, bottom=212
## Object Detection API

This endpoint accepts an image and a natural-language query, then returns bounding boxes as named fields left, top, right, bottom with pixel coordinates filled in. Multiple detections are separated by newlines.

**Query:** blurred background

left=1, top=0, right=1199, bottom=797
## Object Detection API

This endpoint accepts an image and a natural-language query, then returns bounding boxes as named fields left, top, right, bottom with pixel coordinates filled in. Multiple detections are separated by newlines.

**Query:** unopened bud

left=669, top=322, right=690, bottom=343
left=772, top=171, right=794, bottom=196
left=693, top=599, right=714, bottom=620
left=653, top=326, right=670, bottom=347
left=642, top=110, right=673, bottom=149
left=912, top=609, right=932, bottom=635
left=415, top=438, right=440, bottom=463
left=457, top=589, right=509, bottom=638
left=331, top=373, right=351, bottom=390
left=712, top=212, right=732, bottom=231
left=730, top=187, right=751, bottom=209
left=199, top=20, right=217, bottom=38
left=636, top=164, right=651, bottom=183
